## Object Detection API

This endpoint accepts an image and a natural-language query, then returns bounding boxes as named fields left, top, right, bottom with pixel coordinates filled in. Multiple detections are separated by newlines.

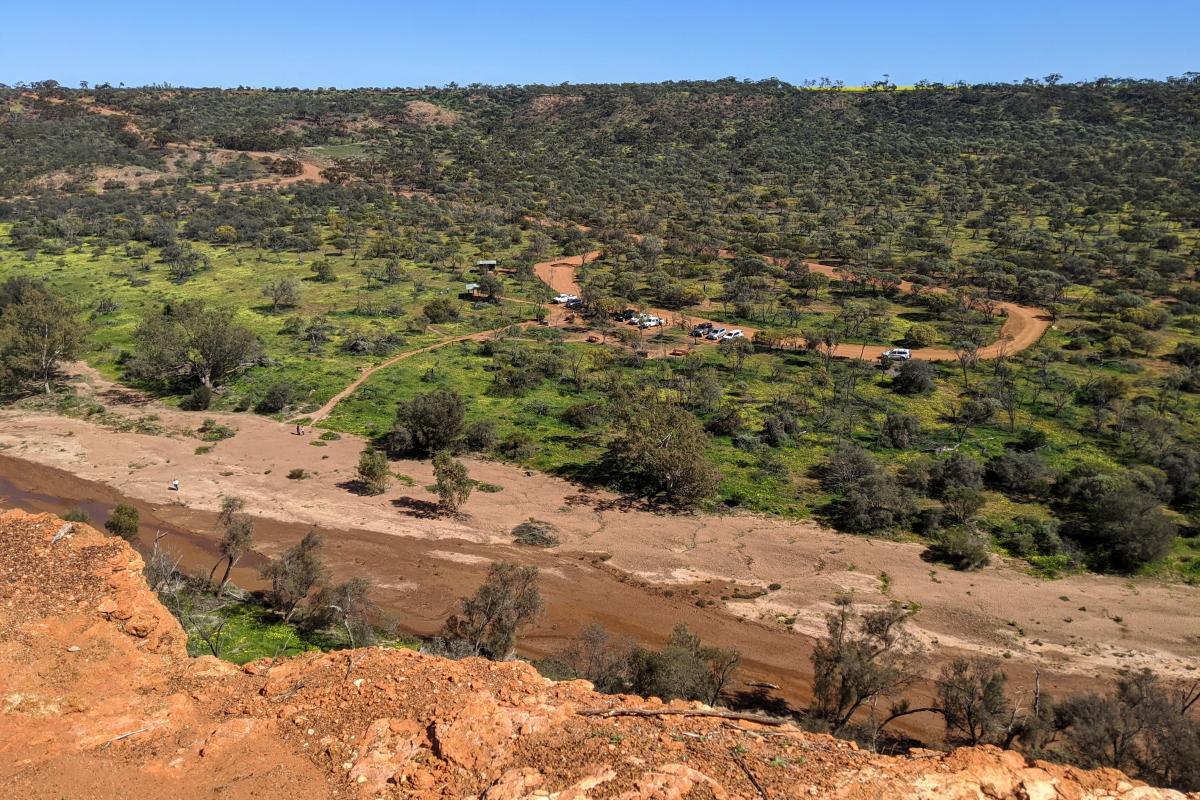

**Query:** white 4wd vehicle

left=552, top=293, right=578, bottom=304
left=881, top=348, right=912, bottom=360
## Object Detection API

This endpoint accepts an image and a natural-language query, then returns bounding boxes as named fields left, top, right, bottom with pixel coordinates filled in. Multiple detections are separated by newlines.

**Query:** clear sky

left=1, top=0, right=1196, bottom=89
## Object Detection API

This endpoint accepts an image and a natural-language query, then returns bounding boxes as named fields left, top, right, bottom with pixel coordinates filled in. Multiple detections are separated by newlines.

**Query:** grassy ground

left=0, top=223, right=544, bottom=413
left=3, top=213, right=1198, bottom=580
left=182, top=599, right=418, bottom=664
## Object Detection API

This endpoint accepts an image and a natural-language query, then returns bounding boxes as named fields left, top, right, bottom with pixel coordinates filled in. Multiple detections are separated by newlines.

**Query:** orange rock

left=199, top=718, right=259, bottom=758
left=2, top=509, right=1194, bottom=800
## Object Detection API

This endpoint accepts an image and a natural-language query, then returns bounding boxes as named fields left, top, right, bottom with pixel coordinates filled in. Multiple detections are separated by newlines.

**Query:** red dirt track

left=534, top=251, right=1051, bottom=362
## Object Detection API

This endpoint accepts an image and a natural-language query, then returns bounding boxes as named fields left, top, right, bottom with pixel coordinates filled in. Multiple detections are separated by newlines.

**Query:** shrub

left=931, top=452, right=983, bottom=496
left=705, top=404, right=744, bottom=436
left=63, top=506, right=91, bottom=523
left=512, top=519, right=560, bottom=547
left=105, top=504, right=140, bottom=542
left=287, top=468, right=309, bottom=480
left=986, top=451, right=1051, bottom=496
left=892, top=359, right=937, bottom=395
left=390, top=389, right=466, bottom=456
left=627, top=624, right=740, bottom=706
left=311, top=260, right=336, bottom=282
left=928, top=526, right=991, bottom=570
left=1011, top=427, right=1049, bottom=451
left=992, top=515, right=1062, bottom=558
left=837, top=473, right=917, bottom=533
left=899, top=456, right=935, bottom=493
left=495, top=431, right=537, bottom=461
left=913, top=506, right=944, bottom=535
left=905, top=323, right=937, bottom=348
left=423, top=296, right=460, bottom=323
left=356, top=447, right=390, bottom=495
left=180, top=384, right=213, bottom=411
left=762, top=409, right=800, bottom=447
left=878, top=411, right=921, bottom=449
left=433, top=451, right=473, bottom=513
left=255, top=381, right=296, bottom=413
left=198, top=418, right=236, bottom=441
left=462, top=419, right=498, bottom=451
left=561, top=401, right=605, bottom=429
left=822, top=443, right=877, bottom=494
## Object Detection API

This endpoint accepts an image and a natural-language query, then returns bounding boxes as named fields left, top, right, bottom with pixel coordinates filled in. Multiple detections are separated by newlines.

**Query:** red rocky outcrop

left=0, top=509, right=1194, bottom=800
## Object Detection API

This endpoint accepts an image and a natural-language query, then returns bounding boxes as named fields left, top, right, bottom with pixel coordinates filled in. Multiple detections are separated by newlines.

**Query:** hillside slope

left=0, top=508, right=1192, bottom=800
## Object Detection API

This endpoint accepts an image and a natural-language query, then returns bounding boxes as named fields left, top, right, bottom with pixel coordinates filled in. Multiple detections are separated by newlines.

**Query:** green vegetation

left=3, top=79, right=1200, bottom=580
left=104, top=503, right=139, bottom=542
left=181, top=600, right=338, bottom=663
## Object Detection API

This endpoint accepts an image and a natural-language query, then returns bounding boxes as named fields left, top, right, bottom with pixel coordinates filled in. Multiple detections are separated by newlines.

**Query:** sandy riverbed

left=0, top=364, right=1196, bottom=727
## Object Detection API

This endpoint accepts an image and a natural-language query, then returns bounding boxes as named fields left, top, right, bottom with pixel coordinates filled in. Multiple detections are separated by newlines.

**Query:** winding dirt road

left=316, top=245, right=1050, bottom=434
left=534, top=251, right=1051, bottom=362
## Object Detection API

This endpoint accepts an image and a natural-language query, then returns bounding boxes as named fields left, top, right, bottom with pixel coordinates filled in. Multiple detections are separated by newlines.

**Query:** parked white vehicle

left=638, top=316, right=664, bottom=329
left=552, top=293, right=578, bottom=304
left=721, top=329, right=745, bottom=340
left=705, top=327, right=727, bottom=340
left=881, top=348, right=912, bottom=360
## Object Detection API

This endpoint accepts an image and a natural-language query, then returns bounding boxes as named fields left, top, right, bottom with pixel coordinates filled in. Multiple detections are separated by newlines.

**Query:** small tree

left=105, top=504, right=140, bottom=542
left=938, top=657, right=1011, bottom=745
left=311, top=260, right=336, bottom=283
left=262, top=278, right=301, bottom=311
left=942, top=485, right=986, bottom=523
left=0, top=279, right=85, bottom=394
left=928, top=525, right=992, bottom=570
left=602, top=402, right=719, bottom=506
left=390, top=389, right=467, bottom=456
left=892, top=359, right=937, bottom=395
left=209, top=496, right=254, bottom=597
left=810, top=595, right=923, bottom=735
left=1053, top=669, right=1200, bottom=789
left=437, top=562, right=542, bottom=660
left=313, top=577, right=378, bottom=676
left=357, top=447, right=390, bottom=495
left=548, top=622, right=636, bottom=693
left=260, top=529, right=330, bottom=622
left=719, top=336, right=754, bottom=373
left=130, top=301, right=260, bottom=389
left=432, top=450, right=473, bottom=513
left=628, top=624, right=741, bottom=706
left=477, top=270, right=503, bottom=301
left=176, top=587, right=235, bottom=658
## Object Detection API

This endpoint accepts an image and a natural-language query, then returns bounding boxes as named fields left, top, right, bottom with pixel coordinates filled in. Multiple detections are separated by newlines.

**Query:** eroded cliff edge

left=0, top=509, right=1192, bottom=800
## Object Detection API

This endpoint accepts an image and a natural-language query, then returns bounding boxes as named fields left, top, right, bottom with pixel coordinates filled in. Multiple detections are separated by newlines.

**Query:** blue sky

left=1, top=0, right=1196, bottom=88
